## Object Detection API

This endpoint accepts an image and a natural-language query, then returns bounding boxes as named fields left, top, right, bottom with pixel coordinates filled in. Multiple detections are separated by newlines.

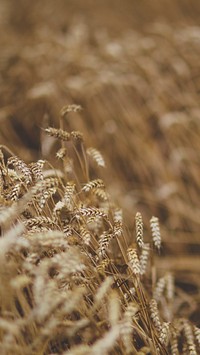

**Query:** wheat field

left=0, top=1, right=200, bottom=354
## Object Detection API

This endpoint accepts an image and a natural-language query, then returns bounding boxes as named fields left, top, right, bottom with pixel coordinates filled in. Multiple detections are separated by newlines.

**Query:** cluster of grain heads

left=127, top=212, right=163, bottom=278
left=0, top=107, right=199, bottom=354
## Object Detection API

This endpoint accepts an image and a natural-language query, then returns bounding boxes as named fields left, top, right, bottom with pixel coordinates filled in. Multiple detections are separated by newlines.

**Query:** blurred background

left=0, top=0, right=200, bottom=288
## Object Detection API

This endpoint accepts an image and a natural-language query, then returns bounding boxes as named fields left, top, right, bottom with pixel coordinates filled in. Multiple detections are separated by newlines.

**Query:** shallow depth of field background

left=0, top=0, right=200, bottom=321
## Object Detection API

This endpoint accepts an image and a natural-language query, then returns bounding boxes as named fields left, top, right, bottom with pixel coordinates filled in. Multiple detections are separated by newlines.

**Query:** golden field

left=0, top=1, right=199, bottom=354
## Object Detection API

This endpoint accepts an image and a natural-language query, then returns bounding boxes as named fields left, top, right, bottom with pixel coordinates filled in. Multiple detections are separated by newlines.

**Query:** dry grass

left=0, top=1, right=200, bottom=354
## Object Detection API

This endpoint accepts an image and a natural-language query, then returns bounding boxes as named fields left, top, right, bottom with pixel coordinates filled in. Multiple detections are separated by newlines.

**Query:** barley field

left=0, top=1, right=200, bottom=354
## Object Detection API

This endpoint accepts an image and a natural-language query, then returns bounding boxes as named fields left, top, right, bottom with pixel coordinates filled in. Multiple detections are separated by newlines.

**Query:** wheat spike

left=87, top=147, right=105, bottom=167
left=8, top=156, right=32, bottom=185
left=45, top=127, right=71, bottom=141
left=153, top=276, right=166, bottom=301
left=53, top=200, right=65, bottom=215
left=150, top=216, right=161, bottom=250
left=94, top=277, right=113, bottom=305
left=9, top=183, right=21, bottom=201
left=60, top=104, right=82, bottom=117
left=93, top=188, right=109, bottom=201
left=70, top=131, right=84, bottom=141
left=29, top=160, right=45, bottom=181
left=56, top=147, right=67, bottom=159
left=37, top=187, right=56, bottom=209
left=79, top=226, right=91, bottom=245
left=170, top=332, right=179, bottom=355
left=113, top=221, right=123, bottom=238
left=62, top=224, right=73, bottom=237
left=183, top=321, right=197, bottom=355
left=165, top=272, right=174, bottom=301
left=36, top=177, right=59, bottom=191
left=135, top=211, right=144, bottom=248
left=0, top=205, right=15, bottom=226
left=97, top=258, right=110, bottom=275
left=91, top=325, right=121, bottom=355
left=127, top=247, right=141, bottom=275
left=64, top=181, right=76, bottom=211
left=27, top=230, right=68, bottom=249
left=82, top=179, right=105, bottom=193
left=149, top=299, right=162, bottom=332
left=76, top=207, right=108, bottom=219
left=7, top=168, right=19, bottom=182
left=113, top=207, right=123, bottom=224
left=24, top=216, right=58, bottom=229
left=194, top=326, right=200, bottom=347
left=98, top=232, right=113, bottom=259
left=139, top=243, right=150, bottom=275
left=108, top=290, right=120, bottom=326
left=121, top=302, right=138, bottom=354
left=159, top=322, right=170, bottom=345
